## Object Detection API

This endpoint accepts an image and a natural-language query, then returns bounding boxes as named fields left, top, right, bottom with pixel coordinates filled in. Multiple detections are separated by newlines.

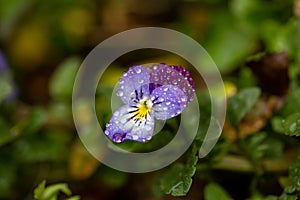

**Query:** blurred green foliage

left=0, top=0, right=300, bottom=199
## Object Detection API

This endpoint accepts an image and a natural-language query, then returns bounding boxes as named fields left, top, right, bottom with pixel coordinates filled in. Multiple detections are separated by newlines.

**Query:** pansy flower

left=104, top=64, right=195, bottom=143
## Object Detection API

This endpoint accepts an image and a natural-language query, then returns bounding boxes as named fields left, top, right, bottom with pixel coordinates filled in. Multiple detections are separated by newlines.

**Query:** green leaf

left=271, top=113, right=300, bottom=137
left=33, top=181, right=80, bottom=200
left=34, top=180, right=46, bottom=199
left=282, top=113, right=300, bottom=136
left=49, top=56, right=81, bottom=101
left=42, top=183, right=71, bottom=199
left=282, top=152, right=300, bottom=196
left=0, top=78, right=12, bottom=103
left=280, top=89, right=300, bottom=117
left=245, top=132, right=269, bottom=163
left=156, top=164, right=192, bottom=196
left=66, top=196, right=81, bottom=200
left=279, top=193, right=298, bottom=200
left=271, top=116, right=285, bottom=133
left=228, top=87, right=261, bottom=126
left=204, top=182, right=233, bottom=200
left=153, top=146, right=198, bottom=197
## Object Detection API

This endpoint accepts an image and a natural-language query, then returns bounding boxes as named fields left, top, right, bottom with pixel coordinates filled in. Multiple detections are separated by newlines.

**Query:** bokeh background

left=0, top=0, right=300, bottom=199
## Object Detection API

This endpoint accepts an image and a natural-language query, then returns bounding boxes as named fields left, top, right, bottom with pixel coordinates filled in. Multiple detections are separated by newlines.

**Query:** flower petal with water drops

left=148, top=64, right=195, bottom=103
left=105, top=103, right=155, bottom=142
left=151, top=85, right=187, bottom=120
left=118, top=66, right=150, bottom=104
left=126, top=112, right=155, bottom=142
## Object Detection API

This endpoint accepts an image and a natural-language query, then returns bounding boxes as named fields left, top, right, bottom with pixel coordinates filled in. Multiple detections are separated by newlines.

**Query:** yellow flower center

left=135, top=99, right=152, bottom=119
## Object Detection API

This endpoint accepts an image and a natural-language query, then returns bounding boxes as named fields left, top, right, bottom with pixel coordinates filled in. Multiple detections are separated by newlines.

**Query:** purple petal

left=104, top=104, right=155, bottom=143
left=150, top=85, right=187, bottom=120
left=118, top=66, right=150, bottom=104
left=170, top=65, right=195, bottom=90
left=147, top=64, right=195, bottom=102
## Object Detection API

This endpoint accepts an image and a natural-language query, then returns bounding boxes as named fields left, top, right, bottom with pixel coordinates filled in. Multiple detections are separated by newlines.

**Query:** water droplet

left=118, top=91, right=124, bottom=97
left=285, top=186, right=296, bottom=193
left=119, top=80, right=124, bottom=84
left=123, top=73, right=128, bottom=77
left=166, top=101, right=171, bottom=105
left=132, top=135, right=139, bottom=140
left=153, top=65, right=158, bottom=70
left=146, top=135, right=152, bottom=140
left=164, top=87, right=168, bottom=91
left=104, top=130, right=109, bottom=135
left=139, top=79, right=144, bottom=83
left=113, top=133, right=124, bottom=143
left=136, top=68, right=141, bottom=73
left=181, top=97, right=187, bottom=102
left=145, top=126, right=152, bottom=131
left=290, top=123, right=297, bottom=132
left=163, top=107, right=168, bottom=111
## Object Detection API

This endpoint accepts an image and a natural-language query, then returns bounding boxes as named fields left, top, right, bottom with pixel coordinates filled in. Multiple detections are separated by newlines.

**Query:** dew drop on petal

left=112, top=133, right=125, bottom=143
left=132, top=134, right=139, bottom=140
left=146, top=135, right=152, bottom=140
left=163, top=87, right=168, bottom=92
left=104, top=130, right=109, bottom=135
left=166, top=101, right=171, bottom=105
left=114, top=111, right=120, bottom=116
left=136, top=68, right=141, bottom=73
left=117, top=91, right=124, bottom=97
left=145, top=126, right=152, bottom=131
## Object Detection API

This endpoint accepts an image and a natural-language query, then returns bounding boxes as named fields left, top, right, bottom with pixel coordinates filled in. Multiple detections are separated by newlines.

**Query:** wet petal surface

left=118, top=66, right=150, bottom=104
left=105, top=104, right=155, bottom=142
left=148, top=64, right=195, bottom=102
left=151, top=85, right=187, bottom=120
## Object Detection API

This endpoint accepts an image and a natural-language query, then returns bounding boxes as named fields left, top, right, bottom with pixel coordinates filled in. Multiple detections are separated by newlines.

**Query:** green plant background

left=0, top=0, right=300, bottom=199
